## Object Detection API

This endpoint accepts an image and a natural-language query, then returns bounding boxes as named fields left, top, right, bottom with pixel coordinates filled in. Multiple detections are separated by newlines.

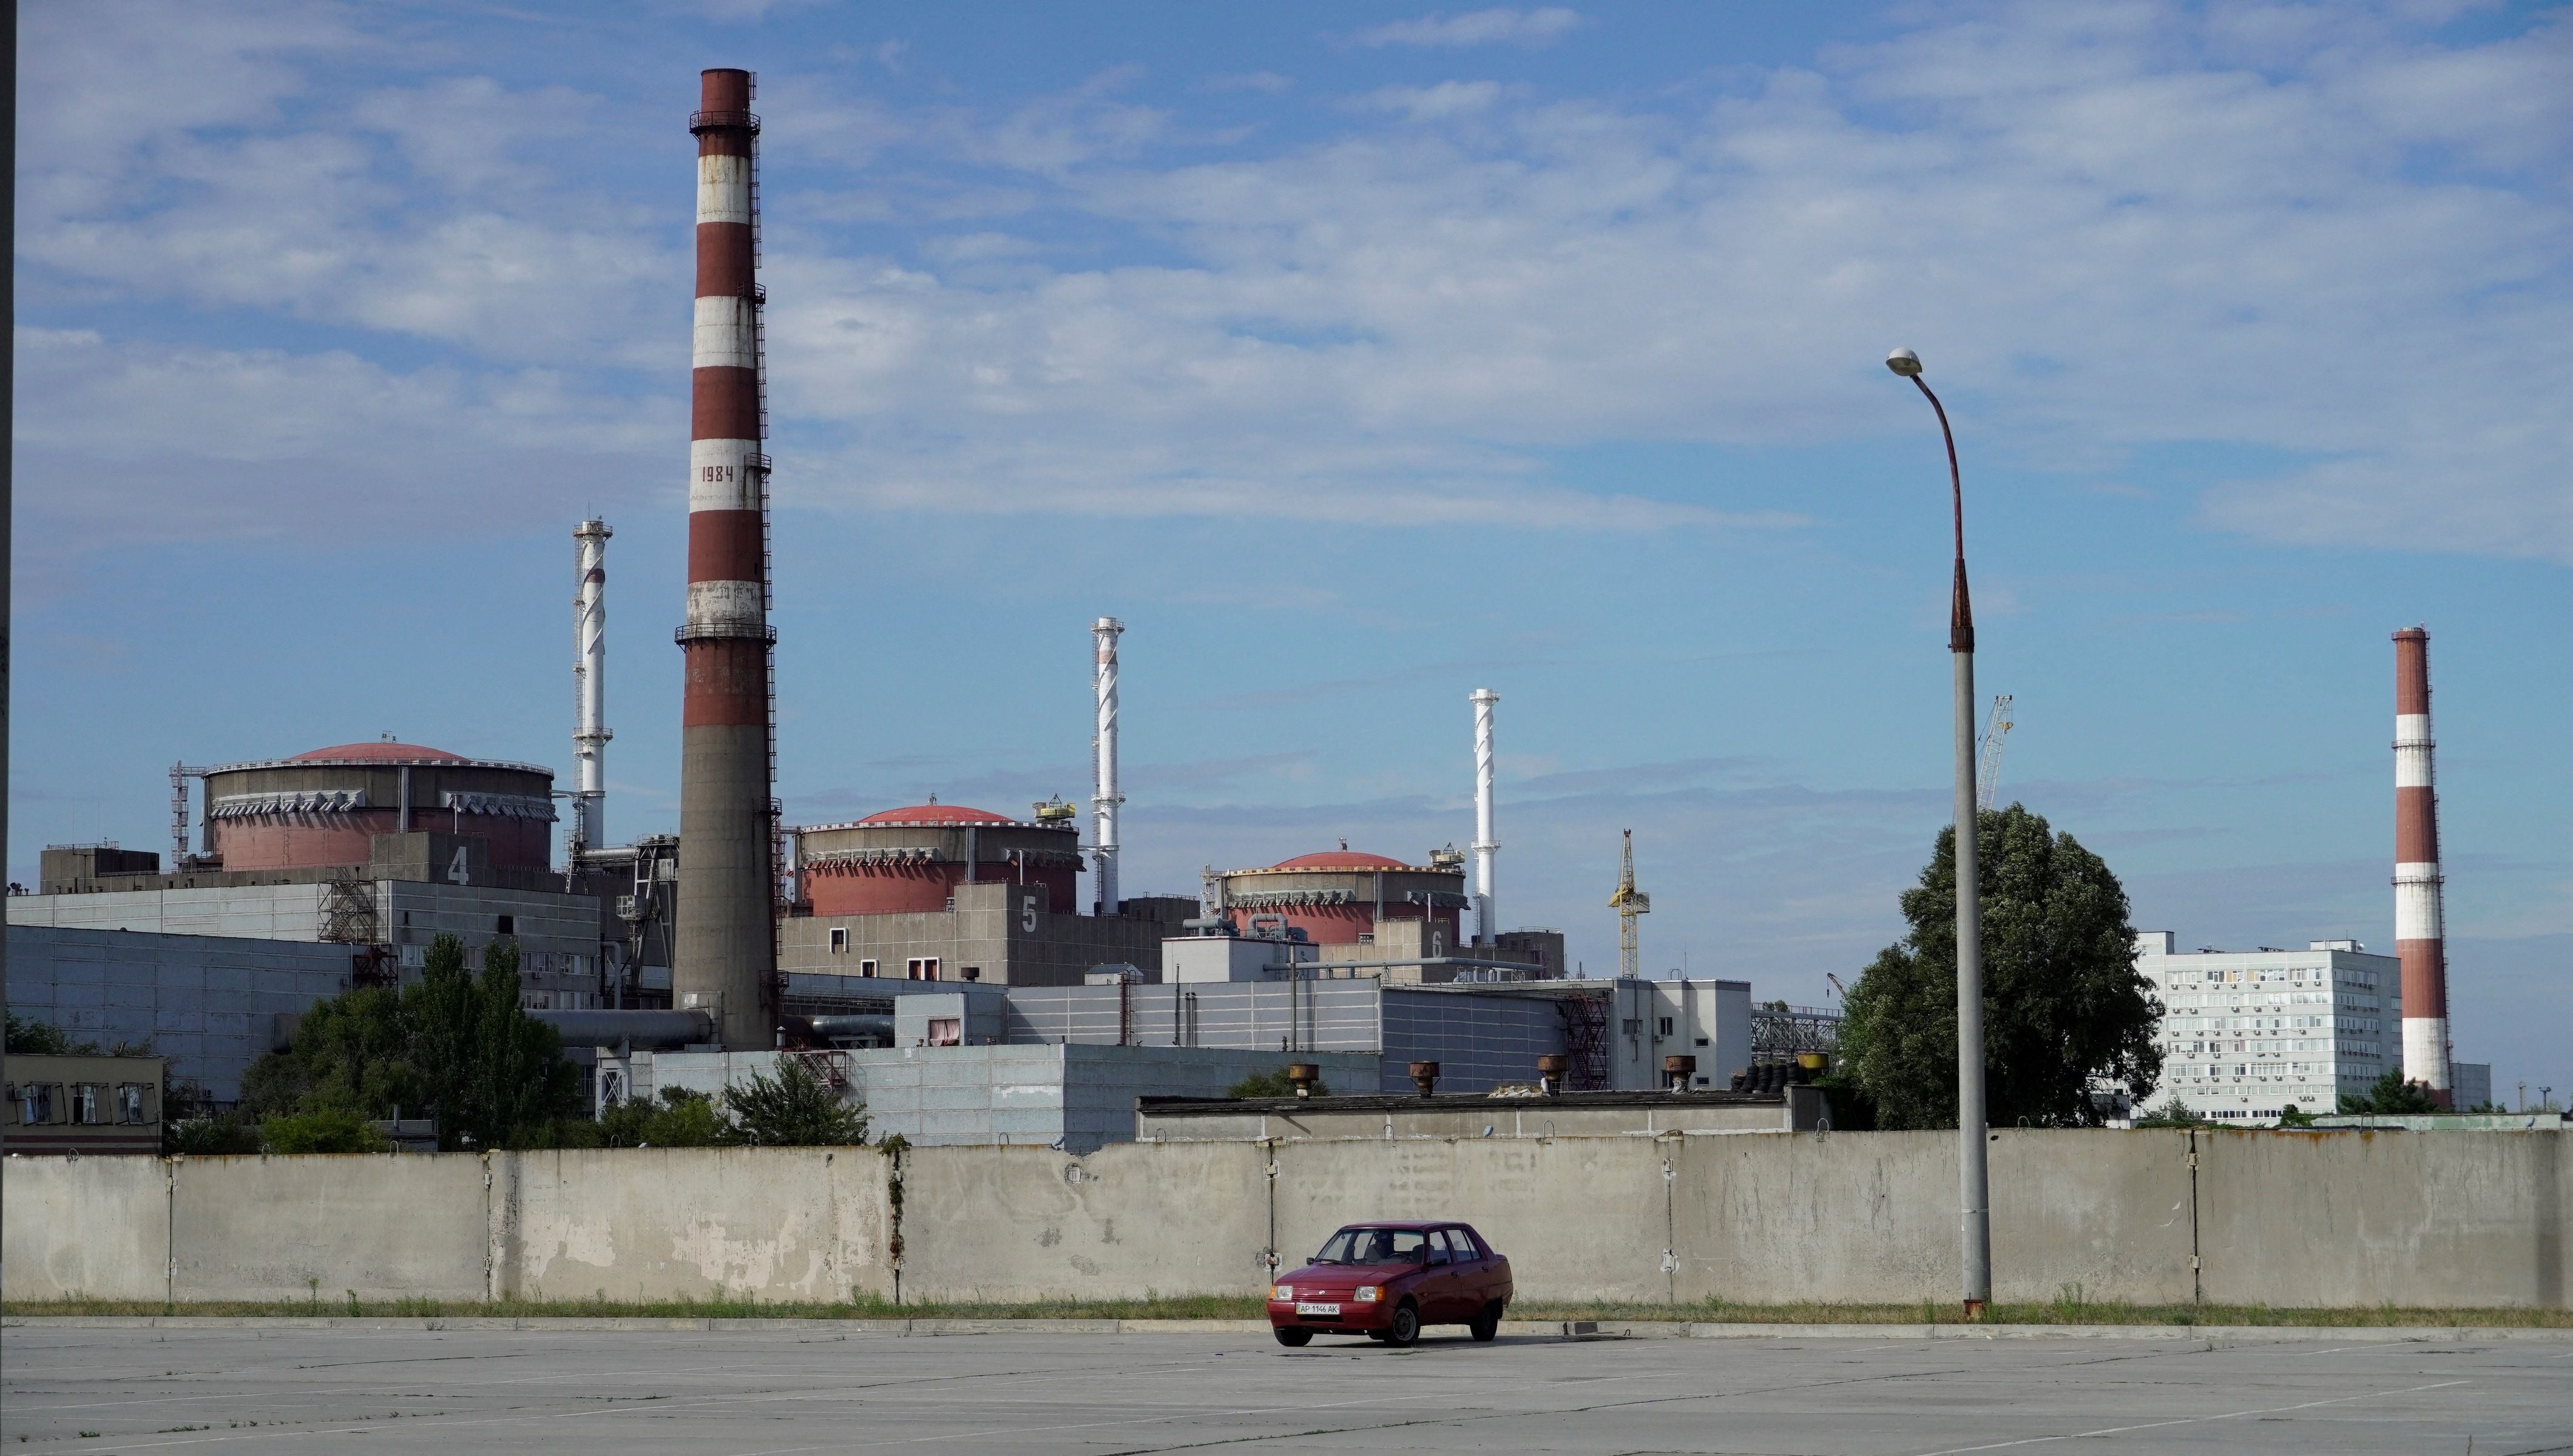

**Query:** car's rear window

left=1447, top=1227, right=1481, bottom=1258
left=1314, top=1227, right=1430, bottom=1264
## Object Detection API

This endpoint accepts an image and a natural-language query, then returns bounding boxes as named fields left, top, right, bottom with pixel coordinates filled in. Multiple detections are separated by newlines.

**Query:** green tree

left=724, top=1056, right=870, bottom=1147
left=261, top=1107, right=394, bottom=1154
left=2339, top=1068, right=2441, bottom=1114
left=5, top=1012, right=98, bottom=1055
left=239, top=933, right=582, bottom=1150
left=598, top=1087, right=729, bottom=1148
left=1227, top=1067, right=1330, bottom=1099
left=1837, top=804, right=2163, bottom=1130
left=2132, top=1096, right=2208, bottom=1128
left=2274, top=1102, right=2319, bottom=1128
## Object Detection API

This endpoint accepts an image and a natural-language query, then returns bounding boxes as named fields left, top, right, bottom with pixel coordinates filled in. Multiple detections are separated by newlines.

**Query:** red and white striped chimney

left=2392, top=626, right=2451, bottom=1105
left=672, top=69, right=776, bottom=1051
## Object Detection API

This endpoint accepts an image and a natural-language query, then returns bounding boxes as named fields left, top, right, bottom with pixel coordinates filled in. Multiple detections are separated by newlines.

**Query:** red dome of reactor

left=199, top=743, right=556, bottom=872
left=797, top=801, right=1085, bottom=917
left=1218, top=847, right=1467, bottom=946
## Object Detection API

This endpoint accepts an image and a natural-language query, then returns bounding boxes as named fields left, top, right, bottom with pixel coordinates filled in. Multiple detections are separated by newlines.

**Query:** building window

left=962, top=966, right=982, bottom=982
left=1657, top=1016, right=1674, bottom=1038
left=69, top=1084, right=103, bottom=1125
left=859, top=958, right=878, bottom=976
left=18, top=1083, right=58, bottom=1124
left=496, top=914, right=515, bottom=935
left=115, top=1084, right=150, bottom=1124
left=908, top=957, right=942, bottom=981
left=830, top=927, right=849, bottom=953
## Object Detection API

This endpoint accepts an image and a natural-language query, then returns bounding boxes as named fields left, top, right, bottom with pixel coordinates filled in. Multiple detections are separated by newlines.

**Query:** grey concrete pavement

left=4, top=1325, right=2567, bottom=1454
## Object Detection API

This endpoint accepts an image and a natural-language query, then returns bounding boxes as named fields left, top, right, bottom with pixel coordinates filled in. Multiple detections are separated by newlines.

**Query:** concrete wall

left=171, top=1154, right=489, bottom=1301
left=495, top=1147, right=892, bottom=1303
left=2198, top=1128, right=2568, bottom=1309
left=5, top=1130, right=2565, bottom=1309
left=902, top=1141, right=1271, bottom=1303
left=1671, top=1131, right=2196, bottom=1306
left=0, top=1154, right=168, bottom=1300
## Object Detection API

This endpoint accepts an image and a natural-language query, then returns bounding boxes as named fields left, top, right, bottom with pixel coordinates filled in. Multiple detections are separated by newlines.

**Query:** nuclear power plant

left=2, top=67, right=2495, bottom=1147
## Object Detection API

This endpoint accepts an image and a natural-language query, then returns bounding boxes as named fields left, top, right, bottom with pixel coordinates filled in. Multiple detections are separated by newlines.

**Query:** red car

left=1267, top=1221, right=1513, bottom=1347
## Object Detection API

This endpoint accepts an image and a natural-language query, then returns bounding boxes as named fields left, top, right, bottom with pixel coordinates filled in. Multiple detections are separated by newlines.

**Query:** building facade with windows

left=2, top=1053, right=166, bottom=1154
left=2133, top=932, right=2402, bottom=1125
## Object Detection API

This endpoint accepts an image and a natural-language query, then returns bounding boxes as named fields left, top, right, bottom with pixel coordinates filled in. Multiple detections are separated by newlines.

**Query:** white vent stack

left=1471, top=687, right=1499, bottom=944
left=1092, top=616, right=1126, bottom=915
left=571, top=518, right=613, bottom=857
left=2392, top=626, right=2452, bottom=1104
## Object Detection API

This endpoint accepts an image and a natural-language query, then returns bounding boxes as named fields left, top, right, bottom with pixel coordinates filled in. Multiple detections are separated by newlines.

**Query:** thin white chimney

left=1092, top=617, right=1126, bottom=915
left=1472, top=687, right=1500, bottom=944
left=572, top=519, right=612, bottom=857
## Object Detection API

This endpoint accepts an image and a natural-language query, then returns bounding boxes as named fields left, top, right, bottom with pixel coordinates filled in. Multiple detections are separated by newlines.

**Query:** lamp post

left=1886, top=346, right=1991, bottom=1318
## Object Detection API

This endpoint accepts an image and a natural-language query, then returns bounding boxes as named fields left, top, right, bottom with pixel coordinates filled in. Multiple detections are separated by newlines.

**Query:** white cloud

left=11, top=327, right=669, bottom=562
left=1354, top=81, right=1506, bottom=120
left=1353, top=8, right=1587, bottom=50
left=19, top=0, right=2572, bottom=561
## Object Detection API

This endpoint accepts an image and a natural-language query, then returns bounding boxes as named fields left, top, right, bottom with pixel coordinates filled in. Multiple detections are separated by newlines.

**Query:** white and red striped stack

left=2392, top=625, right=2452, bottom=1105
left=673, top=68, right=776, bottom=1051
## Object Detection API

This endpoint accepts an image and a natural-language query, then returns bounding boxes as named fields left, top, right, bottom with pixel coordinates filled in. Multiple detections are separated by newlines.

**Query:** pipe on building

left=572, top=519, right=613, bottom=857
left=532, top=1008, right=714, bottom=1049
left=673, top=68, right=777, bottom=1051
left=1092, top=617, right=1126, bottom=915
left=805, top=1014, right=896, bottom=1043
left=2393, top=627, right=2452, bottom=1104
left=1470, top=688, right=1499, bottom=943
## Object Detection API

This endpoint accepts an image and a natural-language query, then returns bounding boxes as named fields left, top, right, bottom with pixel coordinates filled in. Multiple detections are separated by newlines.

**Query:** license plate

left=1294, top=1302, right=1341, bottom=1316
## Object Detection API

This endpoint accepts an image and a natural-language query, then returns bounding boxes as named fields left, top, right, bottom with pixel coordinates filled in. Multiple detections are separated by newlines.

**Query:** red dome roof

left=858, top=803, right=1016, bottom=826
left=289, top=742, right=468, bottom=763
left=1271, top=850, right=1413, bottom=871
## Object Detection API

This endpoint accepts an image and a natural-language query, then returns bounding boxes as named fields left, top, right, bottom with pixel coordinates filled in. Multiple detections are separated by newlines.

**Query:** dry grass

left=7, top=1293, right=2566, bottom=1327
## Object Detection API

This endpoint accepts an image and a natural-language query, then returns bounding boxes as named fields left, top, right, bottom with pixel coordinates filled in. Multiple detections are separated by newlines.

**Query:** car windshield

left=1313, top=1227, right=1430, bottom=1266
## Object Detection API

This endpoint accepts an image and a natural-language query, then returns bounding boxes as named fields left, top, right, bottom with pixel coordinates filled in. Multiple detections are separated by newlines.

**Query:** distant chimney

left=1092, top=618, right=1125, bottom=915
left=1470, top=689, right=1500, bottom=943
left=2392, top=627, right=2452, bottom=1105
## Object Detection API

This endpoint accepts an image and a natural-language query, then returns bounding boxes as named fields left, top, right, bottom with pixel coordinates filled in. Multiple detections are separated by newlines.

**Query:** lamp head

left=1885, top=348, right=1922, bottom=378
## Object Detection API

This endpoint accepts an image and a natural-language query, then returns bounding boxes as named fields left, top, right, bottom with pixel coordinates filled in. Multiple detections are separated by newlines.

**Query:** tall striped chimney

left=2392, top=626, right=2451, bottom=1105
left=673, top=69, right=776, bottom=1051
left=1092, top=618, right=1124, bottom=916
left=1470, top=688, right=1499, bottom=944
left=571, top=518, right=612, bottom=858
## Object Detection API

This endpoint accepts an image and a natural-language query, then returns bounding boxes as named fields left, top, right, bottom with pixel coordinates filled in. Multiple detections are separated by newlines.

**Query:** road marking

left=1910, top=1379, right=2471, bottom=1455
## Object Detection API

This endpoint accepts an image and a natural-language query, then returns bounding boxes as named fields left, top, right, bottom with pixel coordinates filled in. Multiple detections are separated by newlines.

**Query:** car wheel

left=1273, top=1327, right=1312, bottom=1347
left=1470, top=1303, right=1503, bottom=1343
left=1385, top=1301, right=1421, bottom=1348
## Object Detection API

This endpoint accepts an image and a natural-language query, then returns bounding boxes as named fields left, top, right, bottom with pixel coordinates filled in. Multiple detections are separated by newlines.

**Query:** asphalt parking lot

left=4, top=1323, right=2568, bottom=1454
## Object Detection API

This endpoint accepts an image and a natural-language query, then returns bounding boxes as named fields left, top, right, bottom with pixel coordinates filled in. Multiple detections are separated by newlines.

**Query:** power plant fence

left=5, top=1130, right=2563, bottom=1310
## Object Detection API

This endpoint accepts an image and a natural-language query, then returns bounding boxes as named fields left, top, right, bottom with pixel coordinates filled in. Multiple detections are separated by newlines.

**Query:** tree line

left=160, top=933, right=865, bottom=1153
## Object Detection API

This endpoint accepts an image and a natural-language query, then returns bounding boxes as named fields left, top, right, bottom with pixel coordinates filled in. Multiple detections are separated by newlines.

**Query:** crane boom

left=1976, top=693, right=2013, bottom=812
left=1608, top=828, right=1650, bottom=981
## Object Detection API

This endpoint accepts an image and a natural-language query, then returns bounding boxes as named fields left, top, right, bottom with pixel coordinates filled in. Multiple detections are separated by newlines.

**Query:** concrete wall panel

left=495, top=1147, right=891, bottom=1303
left=2199, top=1130, right=2568, bottom=1309
left=1674, top=1131, right=2197, bottom=1306
left=1275, top=1137, right=1672, bottom=1303
left=901, top=1141, right=1271, bottom=1303
left=171, top=1154, right=485, bottom=1301
left=1, top=1157, right=169, bottom=1301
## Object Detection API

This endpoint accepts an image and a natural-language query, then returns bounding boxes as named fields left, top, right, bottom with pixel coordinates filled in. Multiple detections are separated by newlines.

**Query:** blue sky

left=14, top=1, right=2571, bottom=1100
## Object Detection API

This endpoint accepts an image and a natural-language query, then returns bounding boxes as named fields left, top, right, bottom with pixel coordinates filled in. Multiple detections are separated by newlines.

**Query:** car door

left=1422, top=1229, right=1466, bottom=1321
left=1442, top=1227, right=1489, bottom=1314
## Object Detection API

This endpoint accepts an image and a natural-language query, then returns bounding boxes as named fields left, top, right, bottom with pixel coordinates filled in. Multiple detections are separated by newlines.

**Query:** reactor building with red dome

left=198, top=742, right=557, bottom=875
left=776, top=798, right=1197, bottom=987
left=797, top=802, right=1084, bottom=918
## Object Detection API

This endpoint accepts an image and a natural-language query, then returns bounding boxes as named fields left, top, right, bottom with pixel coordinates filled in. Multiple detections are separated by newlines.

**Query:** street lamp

left=1887, top=346, right=1992, bottom=1318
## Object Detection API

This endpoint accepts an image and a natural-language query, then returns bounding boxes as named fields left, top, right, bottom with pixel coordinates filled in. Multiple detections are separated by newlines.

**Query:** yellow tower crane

left=1608, top=828, right=1651, bottom=981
